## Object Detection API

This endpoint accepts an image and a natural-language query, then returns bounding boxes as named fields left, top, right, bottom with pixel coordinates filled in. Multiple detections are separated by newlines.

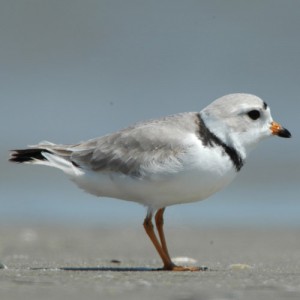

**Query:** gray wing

left=41, top=112, right=200, bottom=177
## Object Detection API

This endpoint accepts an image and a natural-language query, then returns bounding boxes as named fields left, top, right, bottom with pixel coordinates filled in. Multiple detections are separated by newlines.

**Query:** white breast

left=70, top=135, right=238, bottom=209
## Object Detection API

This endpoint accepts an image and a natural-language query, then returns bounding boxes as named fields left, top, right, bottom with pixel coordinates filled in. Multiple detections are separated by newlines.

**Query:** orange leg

left=144, top=209, right=201, bottom=271
left=143, top=211, right=173, bottom=269
left=154, top=208, right=173, bottom=264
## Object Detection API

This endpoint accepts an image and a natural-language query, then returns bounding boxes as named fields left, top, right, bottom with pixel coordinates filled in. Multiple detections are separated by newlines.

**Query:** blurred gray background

left=1, top=0, right=299, bottom=228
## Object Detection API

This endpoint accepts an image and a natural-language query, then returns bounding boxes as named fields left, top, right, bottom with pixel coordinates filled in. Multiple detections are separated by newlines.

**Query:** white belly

left=70, top=140, right=238, bottom=209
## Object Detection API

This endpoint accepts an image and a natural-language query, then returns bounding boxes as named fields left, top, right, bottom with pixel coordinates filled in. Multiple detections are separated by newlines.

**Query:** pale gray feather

left=36, top=112, right=200, bottom=176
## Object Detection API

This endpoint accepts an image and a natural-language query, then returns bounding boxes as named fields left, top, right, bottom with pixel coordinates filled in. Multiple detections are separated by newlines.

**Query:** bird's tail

left=9, top=148, right=51, bottom=164
left=9, top=142, right=77, bottom=174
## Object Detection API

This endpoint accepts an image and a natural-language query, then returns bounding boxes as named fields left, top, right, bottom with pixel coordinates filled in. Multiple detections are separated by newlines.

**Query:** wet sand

left=0, top=225, right=299, bottom=300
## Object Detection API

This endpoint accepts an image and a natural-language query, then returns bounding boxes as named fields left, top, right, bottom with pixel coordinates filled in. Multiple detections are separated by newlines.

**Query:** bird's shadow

left=30, top=265, right=209, bottom=272
left=30, top=266, right=162, bottom=272
left=61, top=266, right=160, bottom=272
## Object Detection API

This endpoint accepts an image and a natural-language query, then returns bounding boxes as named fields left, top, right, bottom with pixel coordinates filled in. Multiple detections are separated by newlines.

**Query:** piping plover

left=10, top=93, right=291, bottom=271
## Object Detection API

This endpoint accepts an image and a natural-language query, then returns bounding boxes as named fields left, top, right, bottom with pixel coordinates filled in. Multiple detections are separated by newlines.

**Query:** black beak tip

left=278, top=127, right=292, bottom=138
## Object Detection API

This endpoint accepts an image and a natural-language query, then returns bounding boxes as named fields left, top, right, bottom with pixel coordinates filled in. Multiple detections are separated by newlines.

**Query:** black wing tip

left=9, top=149, right=34, bottom=163
left=9, top=148, right=49, bottom=163
left=9, top=150, right=21, bottom=163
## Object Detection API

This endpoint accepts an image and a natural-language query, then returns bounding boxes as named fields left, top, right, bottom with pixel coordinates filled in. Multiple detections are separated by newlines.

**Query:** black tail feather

left=9, top=149, right=51, bottom=163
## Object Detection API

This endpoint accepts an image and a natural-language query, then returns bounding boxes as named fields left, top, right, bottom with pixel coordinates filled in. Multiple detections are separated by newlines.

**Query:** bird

left=9, top=93, right=291, bottom=271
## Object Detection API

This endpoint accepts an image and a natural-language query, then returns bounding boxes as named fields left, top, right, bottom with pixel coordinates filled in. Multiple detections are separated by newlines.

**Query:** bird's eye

left=247, top=110, right=260, bottom=120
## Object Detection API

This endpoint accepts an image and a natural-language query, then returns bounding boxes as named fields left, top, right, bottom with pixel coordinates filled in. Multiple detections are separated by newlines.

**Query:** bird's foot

left=162, top=264, right=208, bottom=272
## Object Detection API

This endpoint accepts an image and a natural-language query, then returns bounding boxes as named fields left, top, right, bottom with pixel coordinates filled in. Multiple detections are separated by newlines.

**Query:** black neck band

left=196, top=113, right=244, bottom=172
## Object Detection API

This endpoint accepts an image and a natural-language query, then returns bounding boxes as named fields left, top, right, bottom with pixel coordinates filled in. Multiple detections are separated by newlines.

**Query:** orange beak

left=270, top=121, right=291, bottom=138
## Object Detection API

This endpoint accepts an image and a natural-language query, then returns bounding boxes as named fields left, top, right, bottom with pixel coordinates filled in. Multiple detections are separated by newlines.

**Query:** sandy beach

left=0, top=225, right=299, bottom=300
